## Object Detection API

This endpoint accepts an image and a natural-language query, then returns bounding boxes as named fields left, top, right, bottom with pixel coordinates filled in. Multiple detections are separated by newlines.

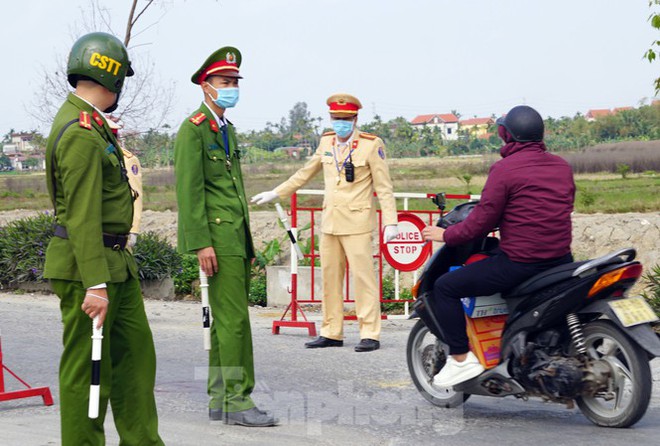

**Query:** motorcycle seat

left=505, top=260, right=589, bottom=298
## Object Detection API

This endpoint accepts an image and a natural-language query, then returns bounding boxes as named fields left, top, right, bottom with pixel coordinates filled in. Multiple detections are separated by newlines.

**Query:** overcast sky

left=1, top=0, right=658, bottom=133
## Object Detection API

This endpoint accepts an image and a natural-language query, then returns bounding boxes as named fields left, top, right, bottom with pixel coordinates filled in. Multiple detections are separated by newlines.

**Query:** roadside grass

left=2, top=159, right=658, bottom=214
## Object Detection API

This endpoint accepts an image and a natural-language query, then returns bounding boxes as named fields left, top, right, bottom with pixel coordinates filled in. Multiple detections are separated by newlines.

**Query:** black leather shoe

left=305, top=336, right=343, bottom=348
left=209, top=408, right=223, bottom=421
left=224, top=407, right=278, bottom=427
left=355, top=339, right=380, bottom=352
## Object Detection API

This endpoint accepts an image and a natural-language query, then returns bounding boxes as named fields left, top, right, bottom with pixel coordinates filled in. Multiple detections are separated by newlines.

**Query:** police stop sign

left=382, top=212, right=431, bottom=272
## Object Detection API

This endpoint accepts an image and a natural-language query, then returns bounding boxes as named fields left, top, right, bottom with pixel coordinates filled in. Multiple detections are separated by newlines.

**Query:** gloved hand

left=251, top=190, right=278, bottom=205
left=384, top=225, right=399, bottom=243
left=127, top=233, right=138, bottom=249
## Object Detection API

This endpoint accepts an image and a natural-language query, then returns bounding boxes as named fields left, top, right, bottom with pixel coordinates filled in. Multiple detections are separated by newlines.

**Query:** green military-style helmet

left=67, top=32, right=135, bottom=94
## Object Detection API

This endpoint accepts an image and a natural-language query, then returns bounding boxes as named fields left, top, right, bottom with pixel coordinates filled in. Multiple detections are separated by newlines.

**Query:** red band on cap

left=329, top=102, right=359, bottom=112
left=198, top=61, right=239, bottom=84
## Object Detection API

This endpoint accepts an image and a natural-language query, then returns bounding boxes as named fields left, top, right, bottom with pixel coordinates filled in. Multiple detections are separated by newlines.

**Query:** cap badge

left=226, top=52, right=236, bottom=65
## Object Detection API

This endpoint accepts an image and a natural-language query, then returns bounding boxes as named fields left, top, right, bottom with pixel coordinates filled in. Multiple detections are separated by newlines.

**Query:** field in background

left=1, top=147, right=659, bottom=213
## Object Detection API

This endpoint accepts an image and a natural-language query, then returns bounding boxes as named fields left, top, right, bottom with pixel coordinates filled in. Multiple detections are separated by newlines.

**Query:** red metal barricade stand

left=272, top=191, right=479, bottom=334
left=272, top=193, right=317, bottom=336
left=0, top=329, right=53, bottom=406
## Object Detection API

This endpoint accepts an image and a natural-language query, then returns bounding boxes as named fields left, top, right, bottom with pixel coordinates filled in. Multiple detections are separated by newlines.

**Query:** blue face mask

left=332, top=120, right=354, bottom=138
left=209, top=86, right=240, bottom=109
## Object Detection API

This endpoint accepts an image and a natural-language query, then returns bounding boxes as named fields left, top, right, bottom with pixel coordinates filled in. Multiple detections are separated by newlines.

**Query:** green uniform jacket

left=44, top=93, right=137, bottom=289
left=174, top=103, right=254, bottom=258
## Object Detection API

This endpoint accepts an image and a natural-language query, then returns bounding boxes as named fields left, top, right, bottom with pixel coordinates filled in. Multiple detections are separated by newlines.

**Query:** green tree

left=0, top=153, right=10, bottom=169
left=644, top=1, right=660, bottom=94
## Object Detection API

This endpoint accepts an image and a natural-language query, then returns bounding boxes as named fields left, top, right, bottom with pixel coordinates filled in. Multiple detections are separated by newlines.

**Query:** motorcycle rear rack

left=572, top=248, right=636, bottom=278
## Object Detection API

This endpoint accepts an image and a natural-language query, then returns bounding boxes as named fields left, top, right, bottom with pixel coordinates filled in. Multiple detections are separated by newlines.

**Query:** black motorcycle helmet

left=495, top=105, right=544, bottom=142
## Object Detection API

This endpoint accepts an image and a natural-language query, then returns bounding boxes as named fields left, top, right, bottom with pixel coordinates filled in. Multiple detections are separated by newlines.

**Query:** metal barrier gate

left=272, top=190, right=480, bottom=335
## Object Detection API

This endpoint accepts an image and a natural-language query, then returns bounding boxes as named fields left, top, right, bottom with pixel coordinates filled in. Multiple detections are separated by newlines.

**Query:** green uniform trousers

left=206, top=255, right=256, bottom=413
left=52, top=278, right=163, bottom=446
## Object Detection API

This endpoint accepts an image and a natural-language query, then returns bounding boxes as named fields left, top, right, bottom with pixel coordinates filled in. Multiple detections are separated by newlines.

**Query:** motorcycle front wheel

left=406, top=319, right=470, bottom=408
left=576, top=320, right=652, bottom=428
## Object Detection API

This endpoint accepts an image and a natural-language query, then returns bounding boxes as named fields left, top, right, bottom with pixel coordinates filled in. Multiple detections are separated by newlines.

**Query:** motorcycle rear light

left=587, top=264, right=643, bottom=298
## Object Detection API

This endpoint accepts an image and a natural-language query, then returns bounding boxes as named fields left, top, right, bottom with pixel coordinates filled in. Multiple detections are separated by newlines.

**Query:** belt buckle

left=112, top=243, right=121, bottom=251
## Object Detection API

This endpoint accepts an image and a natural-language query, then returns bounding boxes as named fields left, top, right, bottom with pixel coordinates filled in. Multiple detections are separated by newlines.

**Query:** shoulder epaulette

left=79, top=111, right=92, bottom=130
left=322, top=131, right=336, bottom=137
left=359, top=132, right=377, bottom=140
left=189, top=112, right=207, bottom=126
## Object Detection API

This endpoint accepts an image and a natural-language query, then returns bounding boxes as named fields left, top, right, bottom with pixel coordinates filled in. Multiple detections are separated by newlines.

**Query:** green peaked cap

left=191, top=46, right=242, bottom=84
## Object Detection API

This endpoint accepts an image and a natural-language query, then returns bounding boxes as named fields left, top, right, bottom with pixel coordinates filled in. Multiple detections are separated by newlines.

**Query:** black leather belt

left=53, top=225, right=128, bottom=251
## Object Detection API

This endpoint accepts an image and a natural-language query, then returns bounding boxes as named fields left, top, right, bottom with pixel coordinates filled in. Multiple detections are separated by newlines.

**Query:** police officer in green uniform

left=44, top=32, right=164, bottom=445
left=174, top=46, right=277, bottom=427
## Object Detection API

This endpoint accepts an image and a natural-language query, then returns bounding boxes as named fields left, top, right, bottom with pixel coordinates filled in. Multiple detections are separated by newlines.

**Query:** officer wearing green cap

left=44, top=32, right=164, bottom=445
left=174, top=46, right=277, bottom=427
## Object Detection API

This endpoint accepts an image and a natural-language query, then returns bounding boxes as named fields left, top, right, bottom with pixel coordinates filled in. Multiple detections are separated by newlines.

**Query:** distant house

left=458, top=117, right=494, bottom=138
left=3, top=132, right=37, bottom=155
left=585, top=106, right=634, bottom=121
left=410, top=113, right=459, bottom=140
left=585, top=109, right=611, bottom=121
left=652, top=99, right=660, bottom=107
left=6, top=153, right=26, bottom=170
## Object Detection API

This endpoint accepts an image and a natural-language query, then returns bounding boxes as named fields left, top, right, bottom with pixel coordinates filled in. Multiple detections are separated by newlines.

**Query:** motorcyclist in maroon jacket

left=421, top=105, right=576, bottom=387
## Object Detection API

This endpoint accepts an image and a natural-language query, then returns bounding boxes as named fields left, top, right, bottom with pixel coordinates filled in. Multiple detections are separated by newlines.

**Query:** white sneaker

left=433, top=351, right=485, bottom=388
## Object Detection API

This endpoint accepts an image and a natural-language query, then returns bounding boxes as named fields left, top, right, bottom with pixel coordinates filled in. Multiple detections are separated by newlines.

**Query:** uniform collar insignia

left=91, top=111, right=104, bottom=127
left=209, top=119, right=219, bottom=133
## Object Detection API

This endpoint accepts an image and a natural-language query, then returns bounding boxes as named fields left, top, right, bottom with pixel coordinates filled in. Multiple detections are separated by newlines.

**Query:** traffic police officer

left=252, top=93, right=399, bottom=352
left=44, top=32, right=163, bottom=445
left=174, top=46, right=277, bottom=427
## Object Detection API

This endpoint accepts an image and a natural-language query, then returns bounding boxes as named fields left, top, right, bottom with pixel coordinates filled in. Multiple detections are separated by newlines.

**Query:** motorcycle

left=407, top=193, right=660, bottom=428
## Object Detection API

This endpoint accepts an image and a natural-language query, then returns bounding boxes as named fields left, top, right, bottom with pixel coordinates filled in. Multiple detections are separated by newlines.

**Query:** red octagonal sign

left=382, top=212, right=431, bottom=272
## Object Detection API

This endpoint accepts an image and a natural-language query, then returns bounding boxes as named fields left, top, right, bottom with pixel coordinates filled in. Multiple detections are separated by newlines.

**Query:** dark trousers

left=432, top=249, right=573, bottom=355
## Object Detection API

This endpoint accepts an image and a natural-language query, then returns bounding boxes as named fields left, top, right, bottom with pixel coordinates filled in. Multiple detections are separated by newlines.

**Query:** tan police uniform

left=274, top=93, right=397, bottom=341
left=122, top=149, right=142, bottom=234
left=107, top=119, right=142, bottom=235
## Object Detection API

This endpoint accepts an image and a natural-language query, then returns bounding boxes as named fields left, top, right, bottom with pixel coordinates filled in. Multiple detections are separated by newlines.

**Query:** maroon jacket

left=443, top=140, right=575, bottom=263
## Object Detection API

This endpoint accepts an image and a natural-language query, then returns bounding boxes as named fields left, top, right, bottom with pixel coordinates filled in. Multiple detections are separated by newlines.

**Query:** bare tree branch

left=125, top=0, right=154, bottom=47
left=31, top=0, right=172, bottom=133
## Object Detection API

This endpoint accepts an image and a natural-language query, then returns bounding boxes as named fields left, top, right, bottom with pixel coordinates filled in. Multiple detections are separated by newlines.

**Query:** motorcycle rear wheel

left=406, top=319, right=470, bottom=408
left=576, top=320, right=652, bottom=428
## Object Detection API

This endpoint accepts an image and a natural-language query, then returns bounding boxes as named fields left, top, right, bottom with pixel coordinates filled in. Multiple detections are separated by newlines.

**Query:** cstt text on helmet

left=89, top=52, right=122, bottom=76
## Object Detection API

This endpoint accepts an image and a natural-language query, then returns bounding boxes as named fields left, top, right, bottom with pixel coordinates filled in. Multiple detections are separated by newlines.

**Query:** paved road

left=1, top=293, right=659, bottom=446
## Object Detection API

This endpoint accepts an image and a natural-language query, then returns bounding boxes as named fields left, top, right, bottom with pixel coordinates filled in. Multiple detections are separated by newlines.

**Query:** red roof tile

left=411, top=113, right=459, bottom=125
left=586, top=109, right=611, bottom=118
left=459, top=117, right=494, bottom=126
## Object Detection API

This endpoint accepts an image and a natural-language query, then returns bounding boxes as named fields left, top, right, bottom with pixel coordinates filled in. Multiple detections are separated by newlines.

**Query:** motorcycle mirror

left=432, top=193, right=446, bottom=211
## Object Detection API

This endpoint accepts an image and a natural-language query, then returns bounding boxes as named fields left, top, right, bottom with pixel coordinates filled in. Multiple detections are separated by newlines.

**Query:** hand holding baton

left=88, top=316, right=103, bottom=419
left=275, top=203, right=305, bottom=261
left=199, top=266, right=212, bottom=351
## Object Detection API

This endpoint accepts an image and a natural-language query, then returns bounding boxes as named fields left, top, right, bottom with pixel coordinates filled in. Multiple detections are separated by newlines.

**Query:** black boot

left=304, top=336, right=343, bottom=348
left=355, top=339, right=380, bottom=352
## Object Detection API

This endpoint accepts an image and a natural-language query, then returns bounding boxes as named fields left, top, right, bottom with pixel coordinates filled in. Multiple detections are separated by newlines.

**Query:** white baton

left=199, top=267, right=212, bottom=351
left=275, top=203, right=305, bottom=261
left=88, top=316, right=103, bottom=419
